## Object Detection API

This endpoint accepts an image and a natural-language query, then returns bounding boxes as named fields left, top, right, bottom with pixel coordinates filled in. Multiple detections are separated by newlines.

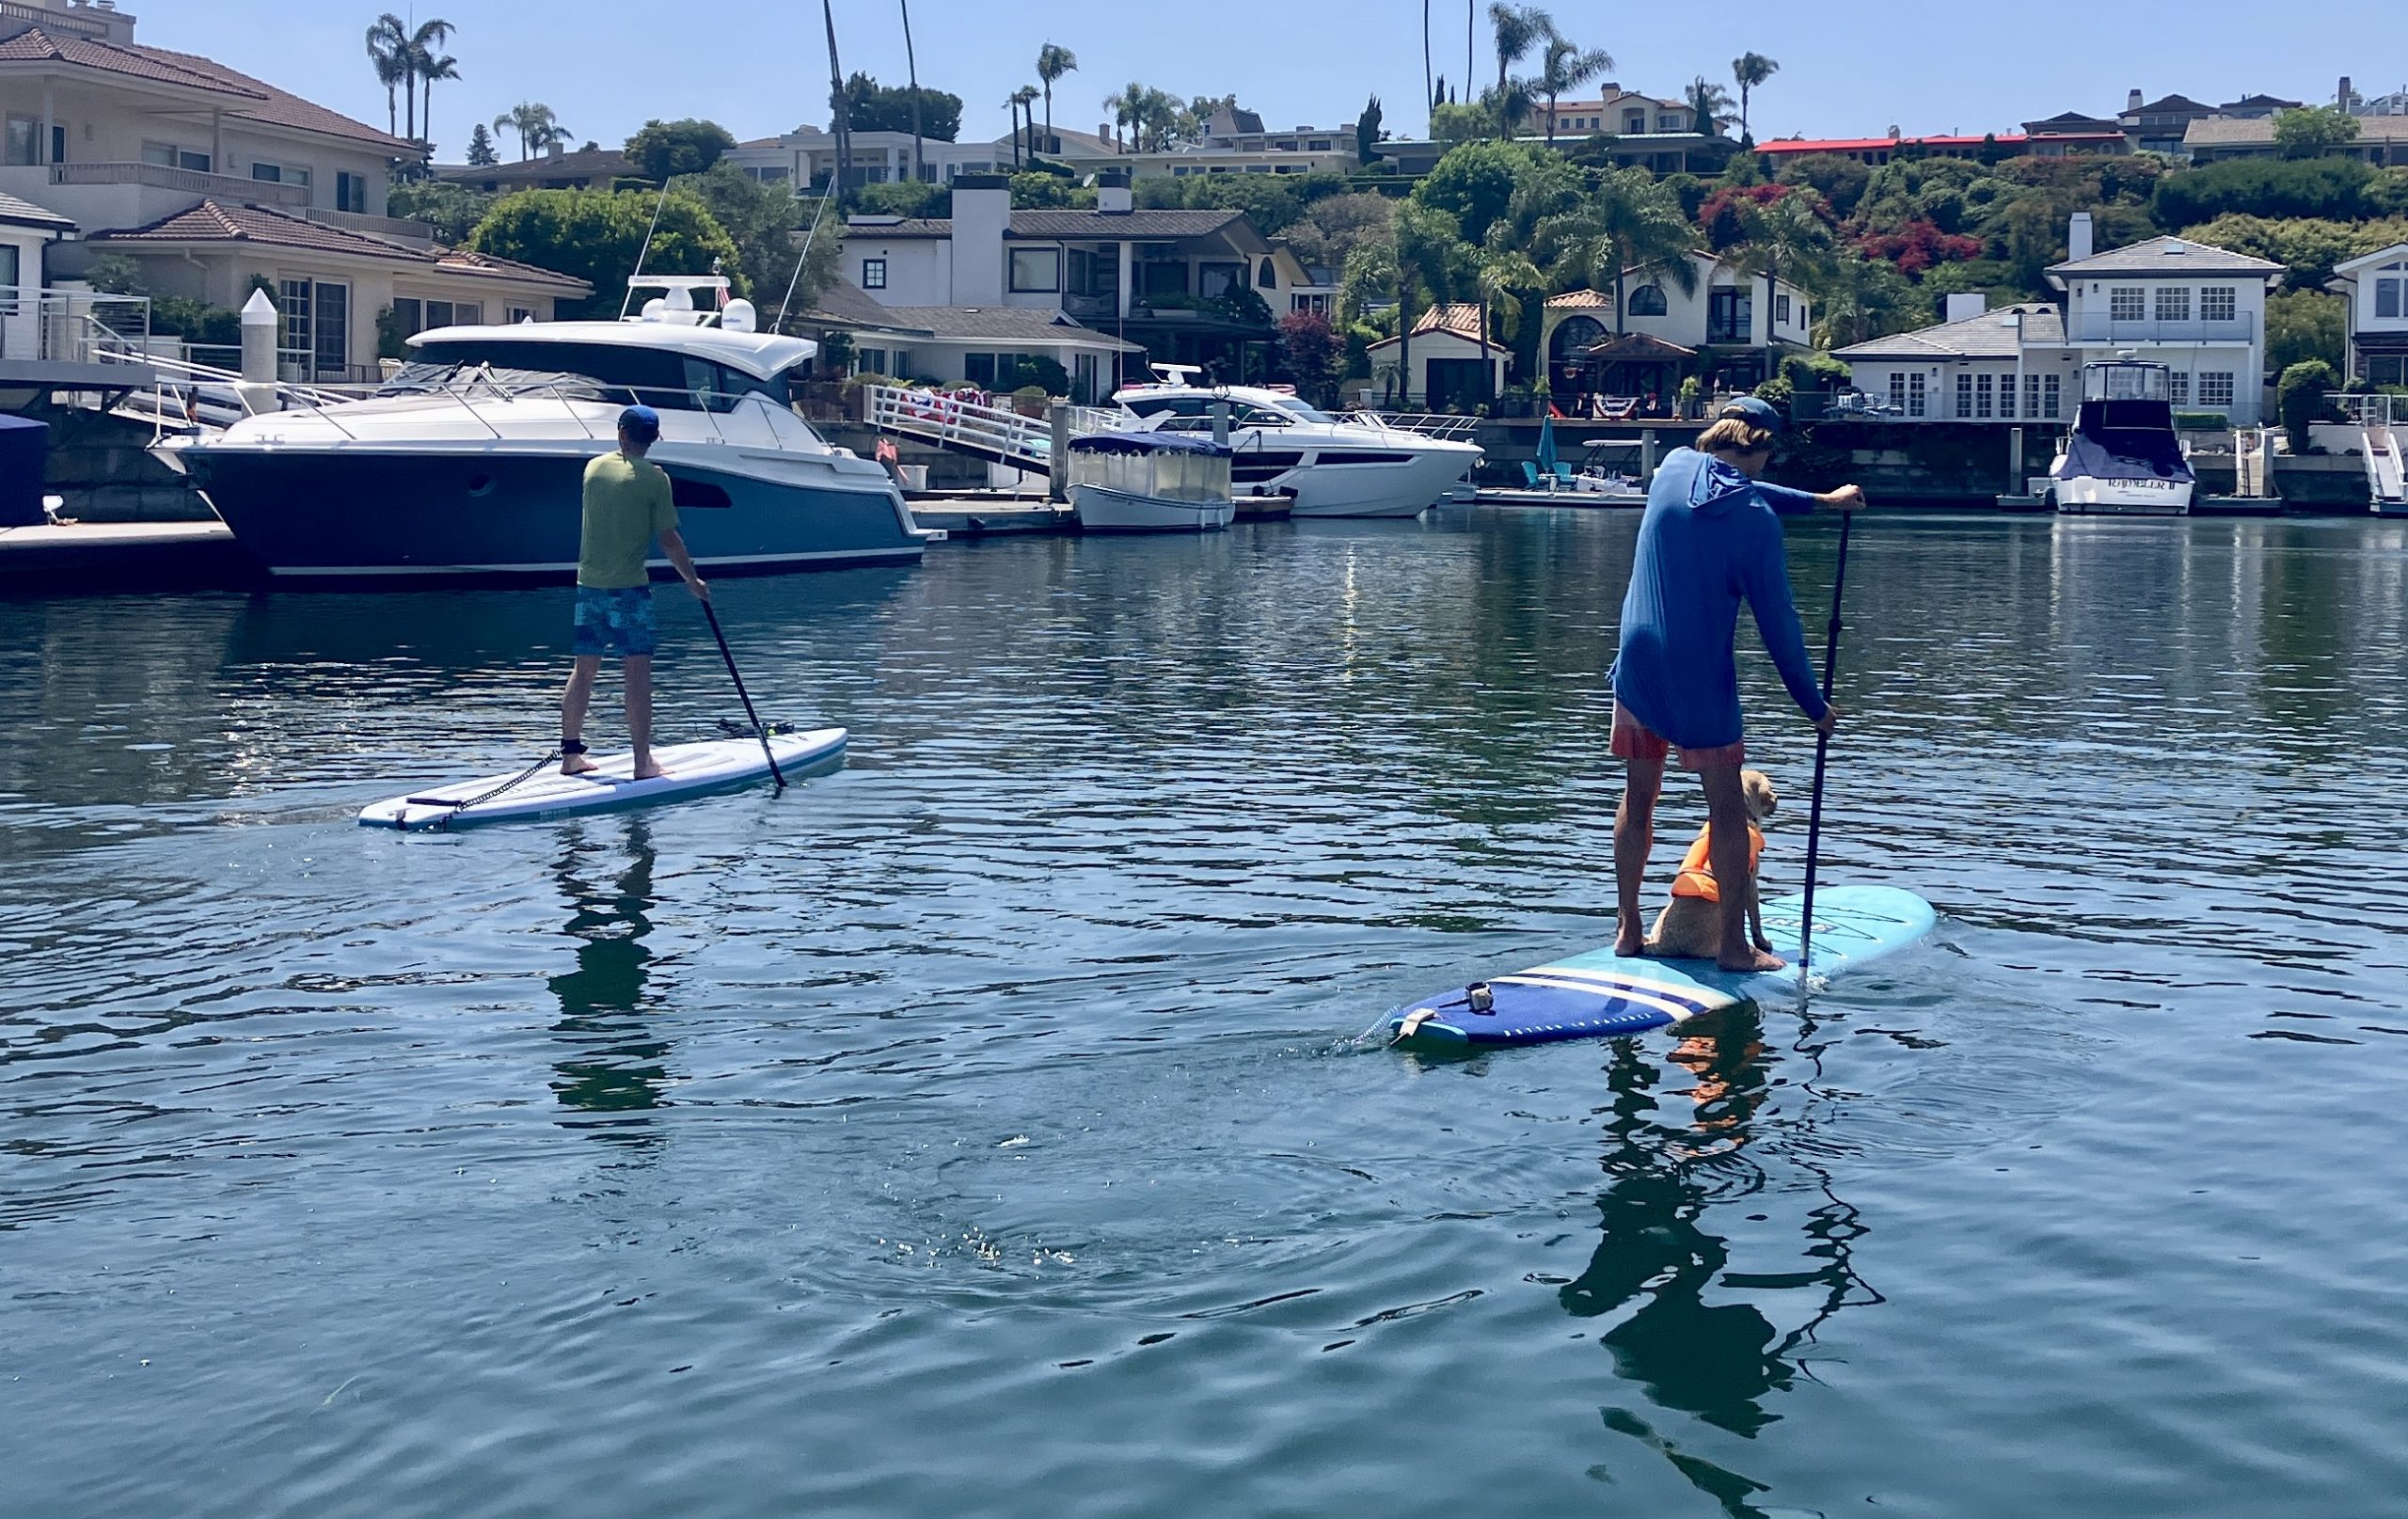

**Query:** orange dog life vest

left=1671, top=823, right=1764, bottom=902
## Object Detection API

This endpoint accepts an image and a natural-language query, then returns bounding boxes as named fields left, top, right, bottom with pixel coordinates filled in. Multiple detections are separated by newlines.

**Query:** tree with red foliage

left=1697, top=182, right=1830, bottom=253
left=1276, top=309, right=1344, bottom=407
left=1856, top=218, right=1985, bottom=276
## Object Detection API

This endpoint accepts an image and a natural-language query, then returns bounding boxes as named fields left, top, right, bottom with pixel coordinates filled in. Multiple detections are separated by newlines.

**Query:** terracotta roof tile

left=87, top=200, right=588, bottom=292
left=0, top=26, right=260, bottom=94
left=124, top=42, right=415, bottom=153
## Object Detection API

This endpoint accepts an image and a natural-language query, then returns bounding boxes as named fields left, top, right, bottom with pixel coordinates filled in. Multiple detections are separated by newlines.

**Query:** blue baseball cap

left=618, top=403, right=661, bottom=441
left=1718, top=395, right=1783, bottom=435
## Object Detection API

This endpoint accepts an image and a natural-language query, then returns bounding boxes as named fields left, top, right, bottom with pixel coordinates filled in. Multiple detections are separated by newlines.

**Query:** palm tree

left=1036, top=43, right=1077, bottom=158
left=1422, top=2, right=1434, bottom=120
left=1533, top=168, right=1699, bottom=337
left=365, top=14, right=407, bottom=138
left=1730, top=53, right=1779, bottom=142
left=1104, top=82, right=1146, bottom=153
left=418, top=53, right=459, bottom=156
left=1537, top=36, right=1611, bottom=146
left=397, top=18, right=452, bottom=143
left=1013, top=85, right=1042, bottom=165
left=1488, top=4, right=1552, bottom=98
left=900, top=0, right=924, bottom=183
left=493, top=102, right=562, bottom=162
left=821, top=0, right=850, bottom=195
left=1687, top=76, right=1734, bottom=137
left=1728, top=190, right=1836, bottom=332
left=1475, top=228, right=1543, bottom=406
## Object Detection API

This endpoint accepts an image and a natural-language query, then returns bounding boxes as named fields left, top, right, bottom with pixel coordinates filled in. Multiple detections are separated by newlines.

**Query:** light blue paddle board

left=358, top=728, right=845, bottom=831
left=1387, top=884, right=1935, bottom=1049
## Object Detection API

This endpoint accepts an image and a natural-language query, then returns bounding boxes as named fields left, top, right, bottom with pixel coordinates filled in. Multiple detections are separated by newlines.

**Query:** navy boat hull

left=185, top=443, right=926, bottom=582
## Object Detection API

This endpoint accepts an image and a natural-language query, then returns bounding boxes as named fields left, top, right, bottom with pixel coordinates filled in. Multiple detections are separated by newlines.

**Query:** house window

left=251, top=163, right=309, bottom=188
left=1258, top=258, right=1276, bottom=289
left=1975, top=372, right=1994, bottom=419
left=861, top=258, right=887, bottom=290
left=2024, top=373, right=2040, bottom=418
left=1009, top=247, right=1062, bottom=293
left=964, top=353, right=997, bottom=387
left=1624, top=110, right=1646, bottom=133
left=1197, top=261, right=1245, bottom=298
left=1889, top=372, right=1907, bottom=411
left=2378, top=278, right=2400, bottom=320
left=0, top=245, right=17, bottom=309
left=392, top=297, right=420, bottom=334
left=2168, top=370, right=2190, bottom=406
left=1956, top=372, right=1973, bottom=418
left=1628, top=285, right=1669, bottom=317
left=4, top=117, right=38, bottom=166
left=1775, top=292, right=1790, bottom=324
left=336, top=171, right=367, bottom=214
left=2043, top=373, right=2061, bottom=418
left=2110, top=286, right=2145, bottom=322
left=2198, top=372, right=2236, bottom=408
left=453, top=301, right=482, bottom=326
left=2155, top=286, right=2190, bottom=323
left=1908, top=372, right=1926, bottom=417
left=2201, top=286, right=2236, bottom=323
left=857, top=346, right=887, bottom=375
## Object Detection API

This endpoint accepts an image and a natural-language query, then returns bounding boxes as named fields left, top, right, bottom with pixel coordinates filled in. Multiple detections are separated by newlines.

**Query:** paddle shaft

left=1797, top=510, right=1854, bottom=974
left=702, top=599, right=784, bottom=790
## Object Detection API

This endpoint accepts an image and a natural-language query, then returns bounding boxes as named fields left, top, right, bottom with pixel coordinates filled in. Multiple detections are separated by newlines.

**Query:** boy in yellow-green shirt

left=561, top=404, right=708, bottom=780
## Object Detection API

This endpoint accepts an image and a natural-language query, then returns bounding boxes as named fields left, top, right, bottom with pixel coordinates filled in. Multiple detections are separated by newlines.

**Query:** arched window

left=1628, top=285, right=1669, bottom=317
left=1259, top=258, right=1277, bottom=289
left=1550, top=314, right=1607, bottom=360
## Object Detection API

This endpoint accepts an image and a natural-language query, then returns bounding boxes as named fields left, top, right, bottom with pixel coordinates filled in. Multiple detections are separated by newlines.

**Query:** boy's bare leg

left=625, top=656, right=660, bottom=780
left=561, top=656, right=601, bottom=774
left=1614, top=753, right=1665, bottom=956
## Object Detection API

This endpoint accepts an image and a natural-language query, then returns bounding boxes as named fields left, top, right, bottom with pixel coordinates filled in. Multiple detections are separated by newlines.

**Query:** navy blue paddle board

left=1388, top=885, right=1935, bottom=1048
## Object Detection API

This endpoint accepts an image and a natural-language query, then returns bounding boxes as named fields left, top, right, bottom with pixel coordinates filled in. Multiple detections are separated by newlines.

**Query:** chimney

left=948, top=173, right=1010, bottom=305
left=546, top=139, right=563, bottom=159
left=2340, top=76, right=2355, bottom=110
left=1097, top=167, right=1133, bottom=214
left=1944, top=293, right=1988, bottom=323
left=2127, top=88, right=2144, bottom=113
left=2067, top=211, right=2094, bottom=263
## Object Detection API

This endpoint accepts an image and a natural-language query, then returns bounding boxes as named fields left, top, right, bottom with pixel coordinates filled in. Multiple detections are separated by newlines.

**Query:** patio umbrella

left=1536, top=413, right=1559, bottom=476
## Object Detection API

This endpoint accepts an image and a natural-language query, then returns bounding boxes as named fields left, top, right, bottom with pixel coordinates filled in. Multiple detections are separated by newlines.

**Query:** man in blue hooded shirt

left=1609, top=396, right=1864, bottom=972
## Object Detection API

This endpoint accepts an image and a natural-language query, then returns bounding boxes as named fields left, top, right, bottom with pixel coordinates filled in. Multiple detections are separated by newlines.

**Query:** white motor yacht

left=1111, top=367, right=1481, bottom=518
left=169, top=277, right=931, bottom=581
left=2051, top=359, right=2195, bottom=516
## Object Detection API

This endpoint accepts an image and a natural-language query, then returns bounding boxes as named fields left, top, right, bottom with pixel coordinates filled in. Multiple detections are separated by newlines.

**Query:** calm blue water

left=5, top=511, right=2407, bottom=1517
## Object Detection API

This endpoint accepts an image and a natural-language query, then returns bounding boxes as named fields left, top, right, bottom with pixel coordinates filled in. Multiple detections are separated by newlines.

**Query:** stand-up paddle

left=1797, top=510, right=1855, bottom=978
left=703, top=599, right=784, bottom=791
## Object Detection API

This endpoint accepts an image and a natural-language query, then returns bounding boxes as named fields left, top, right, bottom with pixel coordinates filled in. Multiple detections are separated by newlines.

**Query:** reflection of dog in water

left=1648, top=768, right=1778, bottom=960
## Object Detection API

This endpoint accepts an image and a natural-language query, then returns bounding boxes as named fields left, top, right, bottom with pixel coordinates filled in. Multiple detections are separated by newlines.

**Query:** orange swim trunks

left=1608, top=701, right=1746, bottom=771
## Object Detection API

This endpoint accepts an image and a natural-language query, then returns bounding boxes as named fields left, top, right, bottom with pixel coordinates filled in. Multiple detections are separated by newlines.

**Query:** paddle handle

left=1798, top=509, right=1853, bottom=975
left=704, top=599, right=784, bottom=791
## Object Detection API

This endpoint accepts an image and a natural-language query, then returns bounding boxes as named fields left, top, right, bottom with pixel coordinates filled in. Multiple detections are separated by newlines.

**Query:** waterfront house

left=0, top=0, right=588, bottom=380
left=2118, top=91, right=2219, bottom=156
left=1531, top=88, right=1695, bottom=140
left=1837, top=216, right=2280, bottom=425
left=832, top=172, right=1315, bottom=389
left=2325, top=243, right=2408, bottom=385
left=1364, top=304, right=1507, bottom=410
left=1539, top=251, right=1814, bottom=397
left=436, top=145, right=634, bottom=194
left=728, top=125, right=1118, bottom=191
left=1754, top=131, right=2124, bottom=166
left=800, top=271, right=1142, bottom=402
left=1833, top=299, right=2076, bottom=422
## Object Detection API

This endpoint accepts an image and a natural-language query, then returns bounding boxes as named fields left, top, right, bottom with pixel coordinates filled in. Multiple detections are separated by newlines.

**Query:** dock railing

left=863, top=384, right=1121, bottom=470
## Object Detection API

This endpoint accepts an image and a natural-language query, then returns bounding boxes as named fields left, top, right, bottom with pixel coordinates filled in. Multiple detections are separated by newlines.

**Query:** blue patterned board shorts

left=571, top=585, right=657, bottom=657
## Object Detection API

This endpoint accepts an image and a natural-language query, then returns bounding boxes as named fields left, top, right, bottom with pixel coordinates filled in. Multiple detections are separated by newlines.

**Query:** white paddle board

left=358, top=728, right=846, bottom=831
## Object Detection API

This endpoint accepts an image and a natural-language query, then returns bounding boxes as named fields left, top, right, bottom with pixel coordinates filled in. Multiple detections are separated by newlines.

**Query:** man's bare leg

left=1614, top=753, right=1665, bottom=956
left=1701, top=762, right=1782, bottom=973
left=625, top=655, right=661, bottom=780
left=561, top=656, right=602, bottom=774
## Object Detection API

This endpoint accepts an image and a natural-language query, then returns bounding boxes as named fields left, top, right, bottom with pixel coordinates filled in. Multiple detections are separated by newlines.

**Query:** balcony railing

left=299, top=205, right=436, bottom=245
left=48, top=161, right=311, bottom=210
left=2067, top=313, right=2257, bottom=342
left=0, top=285, right=151, bottom=365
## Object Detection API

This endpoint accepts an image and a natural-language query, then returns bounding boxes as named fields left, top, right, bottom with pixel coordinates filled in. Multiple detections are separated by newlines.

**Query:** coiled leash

left=401, top=744, right=566, bottom=832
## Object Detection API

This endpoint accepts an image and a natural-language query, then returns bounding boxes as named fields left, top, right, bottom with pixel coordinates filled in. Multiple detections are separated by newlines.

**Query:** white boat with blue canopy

left=1067, top=429, right=1236, bottom=532
left=171, top=277, right=934, bottom=581
left=2051, top=359, right=2195, bottom=515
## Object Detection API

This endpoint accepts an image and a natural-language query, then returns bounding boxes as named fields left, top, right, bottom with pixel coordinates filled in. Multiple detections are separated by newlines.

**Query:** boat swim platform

left=0, top=519, right=255, bottom=592
left=906, top=493, right=1289, bottom=536
left=1473, top=486, right=1645, bottom=508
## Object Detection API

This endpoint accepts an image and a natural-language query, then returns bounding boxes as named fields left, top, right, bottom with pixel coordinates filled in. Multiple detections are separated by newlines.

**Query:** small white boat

left=1068, top=431, right=1235, bottom=532
left=2052, top=359, right=2195, bottom=515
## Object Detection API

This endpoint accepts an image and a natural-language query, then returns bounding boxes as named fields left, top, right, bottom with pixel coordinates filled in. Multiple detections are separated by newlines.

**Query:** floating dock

left=0, top=519, right=253, bottom=592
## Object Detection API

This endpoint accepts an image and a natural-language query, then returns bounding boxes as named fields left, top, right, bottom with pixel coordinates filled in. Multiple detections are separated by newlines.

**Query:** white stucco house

left=1837, top=214, right=2280, bottom=425
left=1539, top=251, right=1814, bottom=397
left=0, top=0, right=588, bottom=381
left=1365, top=304, right=1509, bottom=410
left=809, top=172, right=1322, bottom=395
left=2327, top=243, right=2408, bottom=386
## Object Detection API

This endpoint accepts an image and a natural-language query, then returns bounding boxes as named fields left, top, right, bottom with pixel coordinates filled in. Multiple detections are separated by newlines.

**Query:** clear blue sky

left=146, top=1, right=2374, bottom=158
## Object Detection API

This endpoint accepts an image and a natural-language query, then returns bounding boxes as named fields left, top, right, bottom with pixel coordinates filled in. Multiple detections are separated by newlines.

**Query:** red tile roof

left=1755, top=132, right=2126, bottom=155
left=87, top=200, right=588, bottom=292
left=0, top=26, right=413, bottom=154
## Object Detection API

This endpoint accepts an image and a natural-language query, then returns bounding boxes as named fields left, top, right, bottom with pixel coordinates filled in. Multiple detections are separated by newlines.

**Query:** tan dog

left=1647, top=769, right=1780, bottom=960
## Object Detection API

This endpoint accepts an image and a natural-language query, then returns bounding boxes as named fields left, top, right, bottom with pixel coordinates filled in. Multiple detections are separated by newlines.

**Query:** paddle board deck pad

left=358, top=728, right=846, bottom=831
left=1388, top=885, right=1934, bottom=1049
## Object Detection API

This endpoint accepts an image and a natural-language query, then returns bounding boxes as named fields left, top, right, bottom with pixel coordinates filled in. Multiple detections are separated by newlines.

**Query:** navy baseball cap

left=618, top=403, right=661, bottom=440
left=1719, top=395, right=1783, bottom=434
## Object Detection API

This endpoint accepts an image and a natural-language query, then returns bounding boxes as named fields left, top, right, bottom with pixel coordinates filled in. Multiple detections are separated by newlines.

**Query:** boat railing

left=1361, top=412, right=1481, bottom=441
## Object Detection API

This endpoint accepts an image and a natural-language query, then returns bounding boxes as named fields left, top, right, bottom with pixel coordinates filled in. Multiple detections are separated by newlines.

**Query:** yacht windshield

left=396, top=339, right=790, bottom=412
left=1266, top=397, right=1337, bottom=423
left=379, top=362, right=614, bottom=401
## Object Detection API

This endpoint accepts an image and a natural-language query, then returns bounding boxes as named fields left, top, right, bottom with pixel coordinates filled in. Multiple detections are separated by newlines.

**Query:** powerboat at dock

left=1111, top=371, right=1480, bottom=518
left=2051, top=359, right=2195, bottom=516
left=1067, top=431, right=1235, bottom=531
left=168, top=278, right=932, bottom=581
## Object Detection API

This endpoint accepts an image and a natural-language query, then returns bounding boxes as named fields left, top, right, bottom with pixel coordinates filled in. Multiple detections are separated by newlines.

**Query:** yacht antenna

left=618, top=185, right=672, bottom=320
left=773, top=187, right=836, bottom=334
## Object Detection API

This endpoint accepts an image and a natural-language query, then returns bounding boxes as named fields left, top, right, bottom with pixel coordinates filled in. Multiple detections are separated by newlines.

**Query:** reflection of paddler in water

left=547, top=818, right=673, bottom=1139
left=1560, top=1007, right=1878, bottom=1512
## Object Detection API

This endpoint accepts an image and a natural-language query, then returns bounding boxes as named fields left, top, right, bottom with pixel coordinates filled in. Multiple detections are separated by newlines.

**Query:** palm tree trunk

left=1480, top=296, right=1495, bottom=408
left=822, top=0, right=849, bottom=196
left=901, top=0, right=923, bottom=183
left=1422, top=1, right=1433, bottom=116
left=1043, top=85, right=1054, bottom=158
left=404, top=62, right=417, bottom=141
left=387, top=87, right=397, bottom=139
